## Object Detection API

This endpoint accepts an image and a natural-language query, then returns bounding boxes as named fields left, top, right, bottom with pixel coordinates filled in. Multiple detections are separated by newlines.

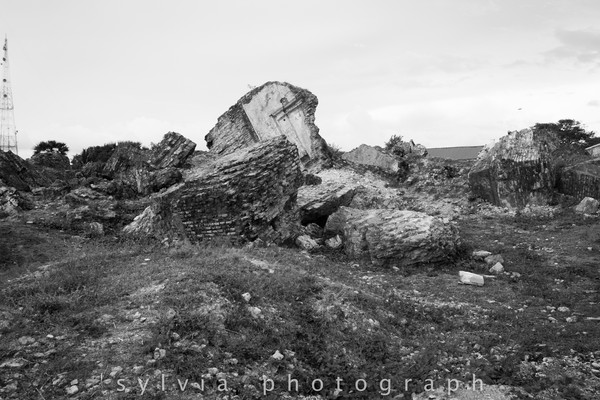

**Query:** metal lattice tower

left=0, top=36, right=18, bottom=154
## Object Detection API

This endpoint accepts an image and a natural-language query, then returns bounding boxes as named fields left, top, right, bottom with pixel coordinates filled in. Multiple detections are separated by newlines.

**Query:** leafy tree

left=533, top=119, right=600, bottom=149
left=33, top=140, right=69, bottom=155
left=384, top=134, right=406, bottom=156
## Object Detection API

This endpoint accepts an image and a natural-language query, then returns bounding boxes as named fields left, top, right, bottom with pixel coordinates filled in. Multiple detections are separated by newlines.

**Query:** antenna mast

left=0, top=36, right=18, bottom=154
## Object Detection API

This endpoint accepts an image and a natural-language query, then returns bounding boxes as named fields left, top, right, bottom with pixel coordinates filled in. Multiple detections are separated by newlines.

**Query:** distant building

left=427, top=145, right=484, bottom=160
left=585, top=143, right=600, bottom=158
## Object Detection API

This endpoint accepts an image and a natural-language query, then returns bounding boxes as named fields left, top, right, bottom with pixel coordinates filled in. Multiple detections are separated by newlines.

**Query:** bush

left=75, top=143, right=117, bottom=165
left=327, top=142, right=344, bottom=159
left=33, top=140, right=69, bottom=155
left=385, top=135, right=406, bottom=156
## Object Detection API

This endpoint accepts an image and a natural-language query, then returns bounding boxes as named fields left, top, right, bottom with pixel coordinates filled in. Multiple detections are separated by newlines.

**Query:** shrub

left=385, top=134, right=406, bottom=156
left=33, top=140, right=69, bottom=155
left=76, top=143, right=117, bottom=165
left=327, top=142, right=344, bottom=159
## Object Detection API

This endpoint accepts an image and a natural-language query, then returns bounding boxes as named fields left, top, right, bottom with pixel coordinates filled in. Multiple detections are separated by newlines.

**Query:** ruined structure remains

left=558, top=159, right=600, bottom=201
left=0, top=150, right=49, bottom=191
left=468, top=128, right=560, bottom=208
left=205, top=81, right=331, bottom=171
left=341, top=144, right=400, bottom=174
left=150, top=131, right=196, bottom=169
left=125, top=136, right=304, bottom=242
left=74, top=132, right=196, bottom=199
left=325, top=206, right=459, bottom=267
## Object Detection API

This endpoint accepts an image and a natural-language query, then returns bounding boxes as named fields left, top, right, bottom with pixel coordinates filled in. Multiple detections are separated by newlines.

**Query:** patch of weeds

left=66, top=312, right=108, bottom=338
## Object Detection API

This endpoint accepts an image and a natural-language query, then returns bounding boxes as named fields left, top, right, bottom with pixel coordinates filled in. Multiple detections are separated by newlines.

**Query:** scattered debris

left=459, top=271, right=485, bottom=286
left=489, top=262, right=504, bottom=274
left=472, top=250, right=492, bottom=260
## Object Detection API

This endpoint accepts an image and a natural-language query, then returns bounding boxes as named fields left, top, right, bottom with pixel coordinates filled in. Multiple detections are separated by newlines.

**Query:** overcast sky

left=1, top=0, right=600, bottom=158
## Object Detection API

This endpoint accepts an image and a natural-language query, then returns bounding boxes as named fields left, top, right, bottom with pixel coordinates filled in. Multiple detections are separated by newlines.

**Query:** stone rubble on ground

left=574, top=196, right=599, bottom=214
left=489, top=262, right=504, bottom=274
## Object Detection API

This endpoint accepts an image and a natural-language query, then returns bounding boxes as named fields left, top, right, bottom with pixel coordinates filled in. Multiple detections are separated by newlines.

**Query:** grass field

left=1, top=205, right=599, bottom=399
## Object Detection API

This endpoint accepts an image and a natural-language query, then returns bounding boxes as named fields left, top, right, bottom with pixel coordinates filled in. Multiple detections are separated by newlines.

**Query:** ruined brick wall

left=161, top=136, right=303, bottom=242
left=558, top=159, right=600, bottom=200
left=204, top=103, right=259, bottom=155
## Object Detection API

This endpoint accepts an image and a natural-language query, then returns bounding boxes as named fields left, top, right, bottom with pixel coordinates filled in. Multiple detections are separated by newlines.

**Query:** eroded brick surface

left=125, top=136, right=304, bottom=242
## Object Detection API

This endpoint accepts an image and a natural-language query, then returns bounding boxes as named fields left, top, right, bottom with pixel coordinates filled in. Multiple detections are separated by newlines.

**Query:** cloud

left=544, top=28, right=600, bottom=64
left=588, top=100, right=599, bottom=107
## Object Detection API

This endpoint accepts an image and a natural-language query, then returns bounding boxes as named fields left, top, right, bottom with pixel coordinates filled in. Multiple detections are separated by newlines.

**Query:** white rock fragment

left=65, top=385, right=79, bottom=395
left=325, top=235, right=343, bottom=249
left=248, top=306, right=262, bottom=318
left=489, top=262, right=504, bottom=274
left=459, top=271, right=484, bottom=286
left=472, top=250, right=492, bottom=260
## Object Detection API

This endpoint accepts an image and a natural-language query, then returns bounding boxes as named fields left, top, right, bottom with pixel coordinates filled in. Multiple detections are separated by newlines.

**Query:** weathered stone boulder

left=0, top=150, right=50, bottom=191
left=150, top=132, right=196, bottom=169
left=295, top=235, right=320, bottom=251
left=84, top=137, right=191, bottom=199
left=341, top=144, right=400, bottom=173
left=205, top=81, right=331, bottom=171
left=0, top=186, right=32, bottom=217
left=124, top=136, right=304, bottom=243
left=30, top=152, right=70, bottom=170
left=102, top=142, right=148, bottom=178
left=325, top=206, right=460, bottom=267
left=83, top=222, right=104, bottom=237
left=297, top=183, right=356, bottom=226
left=80, top=161, right=105, bottom=178
left=148, top=168, right=182, bottom=193
left=574, top=196, right=599, bottom=214
left=123, top=203, right=180, bottom=238
left=468, top=128, right=560, bottom=208
left=65, top=187, right=113, bottom=207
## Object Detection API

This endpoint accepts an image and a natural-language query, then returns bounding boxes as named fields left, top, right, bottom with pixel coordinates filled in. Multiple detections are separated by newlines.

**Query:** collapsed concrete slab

left=325, top=206, right=459, bottom=267
left=205, top=81, right=331, bottom=171
left=297, top=182, right=357, bottom=226
left=341, top=144, right=400, bottom=174
left=468, top=128, right=560, bottom=208
left=124, top=136, right=304, bottom=243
